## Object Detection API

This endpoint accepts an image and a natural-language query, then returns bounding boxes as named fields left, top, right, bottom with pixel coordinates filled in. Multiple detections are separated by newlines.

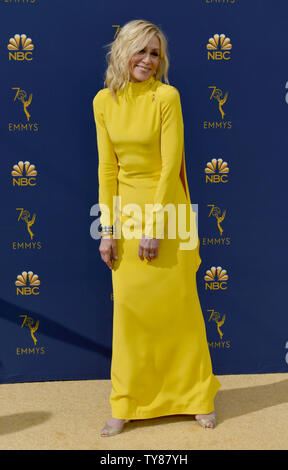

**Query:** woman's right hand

left=99, top=237, right=118, bottom=270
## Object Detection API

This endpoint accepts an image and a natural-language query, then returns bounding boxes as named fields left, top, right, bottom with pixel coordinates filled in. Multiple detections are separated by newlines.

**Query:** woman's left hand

left=138, top=234, right=160, bottom=262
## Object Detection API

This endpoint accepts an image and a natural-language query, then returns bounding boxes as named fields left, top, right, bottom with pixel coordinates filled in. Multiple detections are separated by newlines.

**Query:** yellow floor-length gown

left=93, top=75, right=221, bottom=420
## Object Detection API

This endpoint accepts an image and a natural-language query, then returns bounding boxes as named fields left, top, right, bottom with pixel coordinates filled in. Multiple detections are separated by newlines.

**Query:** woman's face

left=128, top=34, right=160, bottom=82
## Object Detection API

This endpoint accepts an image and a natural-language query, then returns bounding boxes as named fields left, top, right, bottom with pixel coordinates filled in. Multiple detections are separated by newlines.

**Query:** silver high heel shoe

left=195, top=411, right=216, bottom=429
left=100, top=419, right=130, bottom=437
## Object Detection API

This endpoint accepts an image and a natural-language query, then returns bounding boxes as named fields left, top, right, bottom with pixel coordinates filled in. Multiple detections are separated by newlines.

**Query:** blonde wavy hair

left=102, top=19, right=170, bottom=102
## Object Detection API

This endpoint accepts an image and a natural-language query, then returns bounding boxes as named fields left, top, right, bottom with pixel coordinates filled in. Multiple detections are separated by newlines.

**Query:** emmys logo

left=15, top=270, right=40, bottom=295
left=209, top=310, right=225, bottom=339
left=12, top=88, right=32, bottom=121
left=7, top=34, right=34, bottom=61
left=203, top=86, right=232, bottom=129
left=207, top=309, right=231, bottom=349
left=207, top=33, right=232, bottom=60
left=204, top=266, right=228, bottom=290
left=209, top=86, right=228, bottom=120
left=16, top=314, right=45, bottom=356
left=9, top=88, right=39, bottom=132
left=207, top=204, right=226, bottom=236
left=12, top=208, right=42, bottom=251
left=112, top=25, right=121, bottom=39
left=205, top=158, right=229, bottom=183
left=11, top=161, right=37, bottom=186
left=201, top=204, right=231, bottom=247
left=19, top=314, right=39, bottom=345
left=16, top=208, right=36, bottom=240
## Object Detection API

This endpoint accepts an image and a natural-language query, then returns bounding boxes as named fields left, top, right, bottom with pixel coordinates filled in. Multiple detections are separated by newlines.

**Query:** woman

left=93, top=19, right=221, bottom=437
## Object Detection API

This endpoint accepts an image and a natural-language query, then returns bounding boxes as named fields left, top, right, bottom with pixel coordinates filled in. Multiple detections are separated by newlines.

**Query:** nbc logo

left=11, top=161, right=37, bottom=186
left=7, top=34, right=34, bottom=61
left=15, top=271, right=40, bottom=295
left=204, top=266, right=228, bottom=290
left=205, top=158, right=229, bottom=183
left=207, top=34, right=232, bottom=60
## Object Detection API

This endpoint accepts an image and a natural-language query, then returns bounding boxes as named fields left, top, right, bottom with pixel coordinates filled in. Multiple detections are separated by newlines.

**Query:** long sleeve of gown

left=144, top=86, right=184, bottom=238
left=93, top=90, right=119, bottom=235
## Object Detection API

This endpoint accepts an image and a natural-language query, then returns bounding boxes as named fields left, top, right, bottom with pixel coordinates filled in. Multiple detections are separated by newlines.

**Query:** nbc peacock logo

left=205, top=158, right=229, bottom=183
left=7, top=34, right=34, bottom=61
left=15, top=270, right=40, bottom=295
left=11, top=161, right=37, bottom=186
left=206, top=33, right=232, bottom=60
left=204, top=266, right=229, bottom=290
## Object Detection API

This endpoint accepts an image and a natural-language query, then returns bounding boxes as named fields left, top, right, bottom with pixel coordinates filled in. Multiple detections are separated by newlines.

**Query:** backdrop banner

left=0, top=0, right=287, bottom=383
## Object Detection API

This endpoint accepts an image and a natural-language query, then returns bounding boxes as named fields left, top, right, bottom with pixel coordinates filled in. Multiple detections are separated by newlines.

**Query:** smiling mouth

left=136, top=65, right=151, bottom=71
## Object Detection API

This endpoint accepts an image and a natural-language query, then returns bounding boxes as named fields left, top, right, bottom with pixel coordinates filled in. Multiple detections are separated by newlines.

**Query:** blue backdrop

left=1, top=0, right=287, bottom=383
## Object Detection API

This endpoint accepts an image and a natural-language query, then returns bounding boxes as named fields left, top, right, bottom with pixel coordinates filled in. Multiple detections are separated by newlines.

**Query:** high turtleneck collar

left=124, top=75, right=156, bottom=96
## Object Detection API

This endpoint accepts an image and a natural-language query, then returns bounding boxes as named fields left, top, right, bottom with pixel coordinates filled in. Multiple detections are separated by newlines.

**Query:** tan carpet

left=0, top=373, right=287, bottom=450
